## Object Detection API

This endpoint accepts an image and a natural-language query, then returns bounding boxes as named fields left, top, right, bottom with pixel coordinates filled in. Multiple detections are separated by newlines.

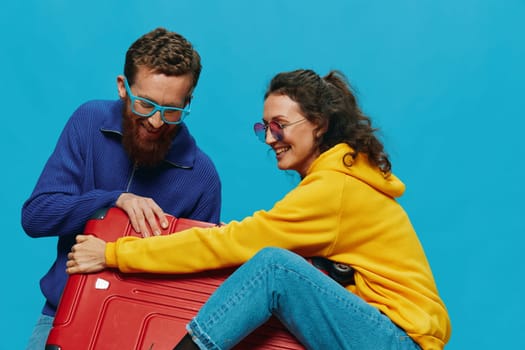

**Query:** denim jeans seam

left=274, top=264, right=418, bottom=349
left=274, top=263, right=394, bottom=330
left=188, top=248, right=419, bottom=350
left=201, top=266, right=270, bottom=330
left=188, top=319, right=221, bottom=350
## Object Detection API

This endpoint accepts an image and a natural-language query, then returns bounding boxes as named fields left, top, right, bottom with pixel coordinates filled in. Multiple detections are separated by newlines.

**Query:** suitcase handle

left=90, top=207, right=111, bottom=220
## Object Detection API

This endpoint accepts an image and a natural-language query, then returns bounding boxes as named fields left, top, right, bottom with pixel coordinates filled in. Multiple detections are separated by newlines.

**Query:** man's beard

left=121, top=105, right=179, bottom=168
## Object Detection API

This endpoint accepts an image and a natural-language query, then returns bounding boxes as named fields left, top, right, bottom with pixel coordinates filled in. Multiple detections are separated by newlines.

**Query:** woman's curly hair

left=264, top=69, right=391, bottom=175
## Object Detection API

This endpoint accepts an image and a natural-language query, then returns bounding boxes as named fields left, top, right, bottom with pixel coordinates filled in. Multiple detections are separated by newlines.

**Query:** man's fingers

left=116, top=193, right=168, bottom=237
left=138, top=213, right=151, bottom=237
left=130, top=206, right=151, bottom=236
left=125, top=207, right=140, bottom=234
left=144, top=208, right=162, bottom=236
left=152, top=205, right=168, bottom=230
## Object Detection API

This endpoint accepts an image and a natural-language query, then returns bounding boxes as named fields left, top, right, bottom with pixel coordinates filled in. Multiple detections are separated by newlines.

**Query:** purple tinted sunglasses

left=253, top=119, right=305, bottom=143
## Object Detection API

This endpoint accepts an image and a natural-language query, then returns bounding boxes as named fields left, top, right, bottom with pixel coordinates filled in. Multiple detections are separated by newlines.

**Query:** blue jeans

left=188, top=247, right=421, bottom=350
left=26, top=314, right=53, bottom=350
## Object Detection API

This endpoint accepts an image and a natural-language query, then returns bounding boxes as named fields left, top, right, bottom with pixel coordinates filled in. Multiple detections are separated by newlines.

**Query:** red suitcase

left=46, top=207, right=304, bottom=350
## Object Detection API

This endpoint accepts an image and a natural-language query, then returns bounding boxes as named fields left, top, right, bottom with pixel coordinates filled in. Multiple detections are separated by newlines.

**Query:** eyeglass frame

left=253, top=118, right=306, bottom=143
left=123, top=77, right=191, bottom=125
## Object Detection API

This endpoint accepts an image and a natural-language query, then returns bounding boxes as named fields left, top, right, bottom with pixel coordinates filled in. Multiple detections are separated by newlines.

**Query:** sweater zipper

left=126, top=165, right=137, bottom=192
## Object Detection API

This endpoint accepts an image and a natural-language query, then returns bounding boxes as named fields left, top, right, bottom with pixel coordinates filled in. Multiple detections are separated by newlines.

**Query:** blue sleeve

left=21, top=110, right=122, bottom=238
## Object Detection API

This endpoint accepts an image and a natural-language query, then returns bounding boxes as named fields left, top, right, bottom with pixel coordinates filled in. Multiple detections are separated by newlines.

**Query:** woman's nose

left=265, top=128, right=278, bottom=144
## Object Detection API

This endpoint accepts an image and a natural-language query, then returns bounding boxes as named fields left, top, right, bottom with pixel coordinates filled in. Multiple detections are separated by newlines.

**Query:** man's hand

left=116, top=193, right=168, bottom=237
left=66, top=235, right=107, bottom=274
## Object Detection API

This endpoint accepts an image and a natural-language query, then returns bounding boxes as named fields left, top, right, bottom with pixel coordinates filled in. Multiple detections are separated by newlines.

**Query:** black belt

left=309, top=257, right=355, bottom=286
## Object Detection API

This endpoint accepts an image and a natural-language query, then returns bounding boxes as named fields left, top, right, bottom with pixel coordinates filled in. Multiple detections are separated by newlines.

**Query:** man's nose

left=148, top=111, right=165, bottom=128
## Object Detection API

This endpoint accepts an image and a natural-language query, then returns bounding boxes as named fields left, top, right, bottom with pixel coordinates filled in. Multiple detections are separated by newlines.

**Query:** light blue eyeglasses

left=123, top=77, right=191, bottom=125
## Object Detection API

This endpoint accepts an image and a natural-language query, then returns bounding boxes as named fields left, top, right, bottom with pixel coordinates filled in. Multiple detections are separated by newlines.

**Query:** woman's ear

left=316, top=122, right=328, bottom=139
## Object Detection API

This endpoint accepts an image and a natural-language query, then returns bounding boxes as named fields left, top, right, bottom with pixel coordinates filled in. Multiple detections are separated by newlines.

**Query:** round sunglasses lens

left=253, top=123, right=266, bottom=142
left=268, top=122, right=283, bottom=141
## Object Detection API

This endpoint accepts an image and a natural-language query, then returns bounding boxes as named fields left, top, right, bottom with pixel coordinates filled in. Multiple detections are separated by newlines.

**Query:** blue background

left=1, top=0, right=523, bottom=348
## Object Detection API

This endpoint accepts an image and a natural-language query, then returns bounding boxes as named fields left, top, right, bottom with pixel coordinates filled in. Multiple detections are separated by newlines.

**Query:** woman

left=67, top=69, right=451, bottom=349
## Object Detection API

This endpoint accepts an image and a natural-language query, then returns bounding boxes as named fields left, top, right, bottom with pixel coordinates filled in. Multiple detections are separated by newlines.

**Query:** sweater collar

left=99, top=100, right=197, bottom=168
left=307, top=143, right=405, bottom=198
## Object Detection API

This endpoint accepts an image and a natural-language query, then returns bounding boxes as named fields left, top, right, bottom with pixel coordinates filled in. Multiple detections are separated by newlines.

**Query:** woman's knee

left=252, top=247, right=297, bottom=263
left=250, top=247, right=308, bottom=272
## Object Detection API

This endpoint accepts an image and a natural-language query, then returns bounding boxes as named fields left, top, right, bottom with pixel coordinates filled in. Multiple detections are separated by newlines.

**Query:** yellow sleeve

left=105, top=171, right=344, bottom=273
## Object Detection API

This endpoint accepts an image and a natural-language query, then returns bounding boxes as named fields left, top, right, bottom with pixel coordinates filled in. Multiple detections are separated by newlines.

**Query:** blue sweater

left=21, top=99, right=222, bottom=316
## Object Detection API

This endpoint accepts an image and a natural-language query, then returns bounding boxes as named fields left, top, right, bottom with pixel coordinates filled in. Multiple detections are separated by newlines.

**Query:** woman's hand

left=66, top=235, right=107, bottom=274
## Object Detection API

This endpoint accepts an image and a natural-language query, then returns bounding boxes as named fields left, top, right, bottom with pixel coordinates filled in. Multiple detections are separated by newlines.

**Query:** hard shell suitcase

left=46, top=207, right=304, bottom=350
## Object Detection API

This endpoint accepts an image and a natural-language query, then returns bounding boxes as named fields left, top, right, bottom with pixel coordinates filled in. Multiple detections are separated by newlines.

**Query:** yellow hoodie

left=106, top=143, right=451, bottom=349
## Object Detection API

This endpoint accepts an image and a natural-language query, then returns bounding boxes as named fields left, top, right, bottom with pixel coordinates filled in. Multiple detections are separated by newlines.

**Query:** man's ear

left=116, top=75, right=126, bottom=99
left=185, top=94, right=193, bottom=107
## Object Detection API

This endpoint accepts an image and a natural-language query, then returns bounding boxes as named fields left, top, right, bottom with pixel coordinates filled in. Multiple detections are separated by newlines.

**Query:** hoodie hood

left=307, top=143, right=405, bottom=198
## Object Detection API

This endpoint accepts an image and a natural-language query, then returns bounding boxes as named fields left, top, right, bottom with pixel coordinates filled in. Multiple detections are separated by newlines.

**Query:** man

left=22, top=27, right=222, bottom=349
